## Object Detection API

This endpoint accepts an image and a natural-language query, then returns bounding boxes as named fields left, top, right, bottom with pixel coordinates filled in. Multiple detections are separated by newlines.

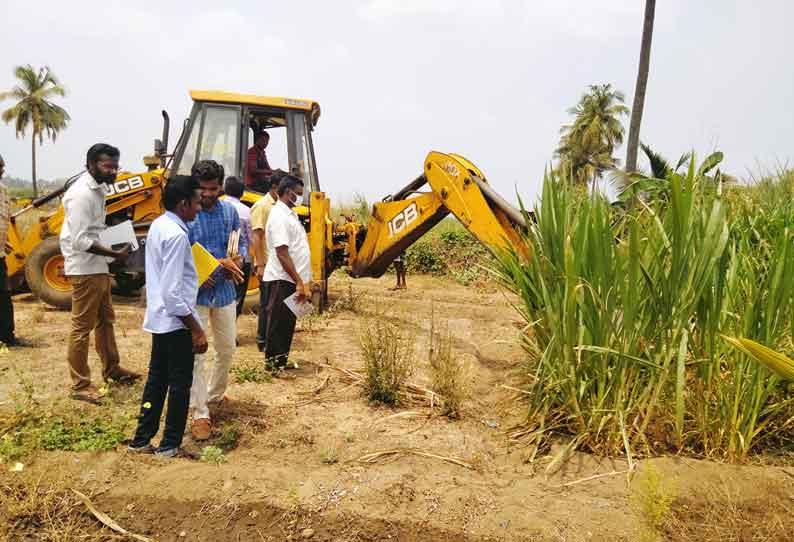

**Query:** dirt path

left=2, top=275, right=794, bottom=541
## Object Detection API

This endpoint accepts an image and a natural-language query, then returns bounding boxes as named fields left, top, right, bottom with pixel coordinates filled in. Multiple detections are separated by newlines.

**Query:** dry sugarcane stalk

left=556, top=469, right=630, bottom=488
left=71, top=489, right=154, bottom=542
left=357, top=448, right=474, bottom=469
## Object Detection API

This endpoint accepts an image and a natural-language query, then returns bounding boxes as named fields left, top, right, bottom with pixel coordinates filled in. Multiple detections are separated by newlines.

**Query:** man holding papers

left=187, top=160, right=246, bottom=441
left=60, top=144, right=140, bottom=404
left=128, top=175, right=207, bottom=458
left=260, top=175, right=311, bottom=371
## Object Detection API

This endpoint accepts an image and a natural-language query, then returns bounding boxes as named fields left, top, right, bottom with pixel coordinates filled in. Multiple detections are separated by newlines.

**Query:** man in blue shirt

left=187, top=160, right=246, bottom=441
left=128, top=175, right=208, bottom=458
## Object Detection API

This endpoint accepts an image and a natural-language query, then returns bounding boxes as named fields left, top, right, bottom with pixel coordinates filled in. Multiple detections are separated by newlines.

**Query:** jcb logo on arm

left=103, top=176, right=145, bottom=197
left=387, top=202, right=418, bottom=237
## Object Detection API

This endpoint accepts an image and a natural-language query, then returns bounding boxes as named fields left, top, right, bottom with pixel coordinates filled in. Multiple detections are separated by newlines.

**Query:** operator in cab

left=245, top=131, right=274, bottom=192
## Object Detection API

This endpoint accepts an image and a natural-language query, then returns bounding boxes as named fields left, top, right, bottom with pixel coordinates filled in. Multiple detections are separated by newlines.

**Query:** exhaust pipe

left=159, top=110, right=170, bottom=168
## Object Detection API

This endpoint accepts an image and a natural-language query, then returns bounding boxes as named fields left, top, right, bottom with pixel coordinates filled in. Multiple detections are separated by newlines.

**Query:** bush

left=406, top=239, right=446, bottom=274
left=359, top=314, right=415, bottom=405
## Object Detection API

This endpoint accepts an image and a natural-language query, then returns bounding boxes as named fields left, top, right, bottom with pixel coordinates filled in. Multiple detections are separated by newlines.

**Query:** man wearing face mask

left=60, top=143, right=140, bottom=404
left=260, top=175, right=311, bottom=371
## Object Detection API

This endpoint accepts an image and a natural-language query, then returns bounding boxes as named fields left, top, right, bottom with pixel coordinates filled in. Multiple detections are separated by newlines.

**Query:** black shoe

left=127, top=443, right=155, bottom=454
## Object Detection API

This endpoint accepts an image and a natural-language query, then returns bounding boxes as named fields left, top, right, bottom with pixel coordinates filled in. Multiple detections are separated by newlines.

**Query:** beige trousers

left=189, top=303, right=237, bottom=420
left=67, top=274, right=120, bottom=390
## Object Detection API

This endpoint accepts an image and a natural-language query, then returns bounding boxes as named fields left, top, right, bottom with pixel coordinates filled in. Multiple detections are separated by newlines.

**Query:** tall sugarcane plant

left=494, top=159, right=794, bottom=461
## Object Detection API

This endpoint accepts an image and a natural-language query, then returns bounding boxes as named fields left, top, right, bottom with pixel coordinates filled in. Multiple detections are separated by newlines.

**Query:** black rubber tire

left=24, top=237, right=73, bottom=310
left=112, top=272, right=145, bottom=297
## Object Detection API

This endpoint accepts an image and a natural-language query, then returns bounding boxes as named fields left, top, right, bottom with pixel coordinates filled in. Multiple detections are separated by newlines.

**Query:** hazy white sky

left=1, top=1, right=792, bottom=204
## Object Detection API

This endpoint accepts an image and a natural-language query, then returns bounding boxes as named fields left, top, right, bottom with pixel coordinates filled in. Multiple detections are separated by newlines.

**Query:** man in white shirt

left=128, top=175, right=208, bottom=458
left=260, top=175, right=311, bottom=370
left=250, top=173, right=281, bottom=351
left=60, top=143, right=140, bottom=404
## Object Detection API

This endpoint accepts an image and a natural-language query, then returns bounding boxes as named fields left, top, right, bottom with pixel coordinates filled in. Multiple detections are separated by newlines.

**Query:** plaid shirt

left=188, top=199, right=243, bottom=308
left=0, top=182, right=9, bottom=258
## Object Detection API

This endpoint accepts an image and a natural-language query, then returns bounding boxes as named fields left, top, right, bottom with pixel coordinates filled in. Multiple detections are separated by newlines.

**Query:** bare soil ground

left=2, top=274, right=794, bottom=541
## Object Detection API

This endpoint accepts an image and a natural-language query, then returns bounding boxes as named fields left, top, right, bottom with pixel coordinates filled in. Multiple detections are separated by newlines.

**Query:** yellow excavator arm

left=348, top=151, right=528, bottom=278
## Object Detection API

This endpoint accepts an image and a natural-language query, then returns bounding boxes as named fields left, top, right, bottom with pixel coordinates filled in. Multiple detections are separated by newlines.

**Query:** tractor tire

left=25, top=237, right=73, bottom=310
left=112, top=272, right=145, bottom=297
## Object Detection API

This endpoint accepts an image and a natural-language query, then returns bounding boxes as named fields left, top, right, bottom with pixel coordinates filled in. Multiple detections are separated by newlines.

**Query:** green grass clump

left=494, top=156, right=794, bottom=461
left=359, top=313, right=415, bottom=405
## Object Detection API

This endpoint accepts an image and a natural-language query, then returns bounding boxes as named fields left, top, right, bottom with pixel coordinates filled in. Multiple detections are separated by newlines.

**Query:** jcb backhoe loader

left=4, top=90, right=526, bottom=310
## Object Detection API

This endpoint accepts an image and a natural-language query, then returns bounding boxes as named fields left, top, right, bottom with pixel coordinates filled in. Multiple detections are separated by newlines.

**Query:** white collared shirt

left=143, top=211, right=201, bottom=334
left=262, top=200, right=311, bottom=284
left=59, top=171, right=109, bottom=276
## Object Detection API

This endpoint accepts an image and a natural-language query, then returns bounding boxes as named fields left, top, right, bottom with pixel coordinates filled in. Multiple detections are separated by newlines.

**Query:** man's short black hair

left=86, top=143, right=120, bottom=168
left=255, top=131, right=269, bottom=141
left=224, top=176, right=245, bottom=198
left=269, top=170, right=286, bottom=188
left=277, top=175, right=304, bottom=196
left=164, top=175, right=200, bottom=211
left=191, top=160, right=225, bottom=183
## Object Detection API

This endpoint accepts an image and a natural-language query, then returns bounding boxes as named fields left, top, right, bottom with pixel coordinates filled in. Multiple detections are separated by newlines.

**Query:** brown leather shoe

left=70, top=386, right=104, bottom=405
left=191, top=418, right=212, bottom=441
left=106, top=367, right=142, bottom=384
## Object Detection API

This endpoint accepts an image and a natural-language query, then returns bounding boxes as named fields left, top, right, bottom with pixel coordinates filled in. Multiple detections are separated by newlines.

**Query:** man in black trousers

left=128, top=175, right=208, bottom=457
left=260, top=175, right=311, bottom=370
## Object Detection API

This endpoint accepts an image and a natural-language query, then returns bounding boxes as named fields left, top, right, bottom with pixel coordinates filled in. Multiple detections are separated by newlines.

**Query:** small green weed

left=631, top=463, right=676, bottom=542
left=320, top=446, right=339, bottom=464
left=200, top=446, right=227, bottom=465
left=216, top=422, right=241, bottom=450
left=232, top=361, right=272, bottom=384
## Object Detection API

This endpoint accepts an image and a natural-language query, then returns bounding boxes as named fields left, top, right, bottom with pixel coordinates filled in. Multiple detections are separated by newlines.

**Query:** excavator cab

left=169, top=91, right=321, bottom=195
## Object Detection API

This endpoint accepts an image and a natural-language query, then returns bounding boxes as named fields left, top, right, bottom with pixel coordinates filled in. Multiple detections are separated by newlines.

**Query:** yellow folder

left=191, top=242, right=221, bottom=286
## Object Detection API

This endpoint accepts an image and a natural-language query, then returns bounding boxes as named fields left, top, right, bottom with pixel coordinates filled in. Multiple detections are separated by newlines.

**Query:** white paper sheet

left=100, top=220, right=139, bottom=251
left=284, top=292, right=315, bottom=318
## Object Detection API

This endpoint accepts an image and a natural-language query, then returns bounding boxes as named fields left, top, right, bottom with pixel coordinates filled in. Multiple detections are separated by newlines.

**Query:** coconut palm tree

left=625, top=0, right=656, bottom=173
left=555, top=84, right=629, bottom=186
left=0, top=65, right=70, bottom=197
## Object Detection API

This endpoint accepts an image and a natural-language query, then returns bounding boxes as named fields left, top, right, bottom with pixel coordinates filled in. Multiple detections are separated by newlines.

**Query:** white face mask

left=290, top=190, right=303, bottom=207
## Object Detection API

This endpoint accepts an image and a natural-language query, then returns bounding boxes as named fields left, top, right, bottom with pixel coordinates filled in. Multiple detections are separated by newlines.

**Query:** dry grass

left=0, top=477, right=110, bottom=542
left=358, top=312, right=415, bottom=405
left=660, top=477, right=794, bottom=542
left=428, top=316, right=468, bottom=418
